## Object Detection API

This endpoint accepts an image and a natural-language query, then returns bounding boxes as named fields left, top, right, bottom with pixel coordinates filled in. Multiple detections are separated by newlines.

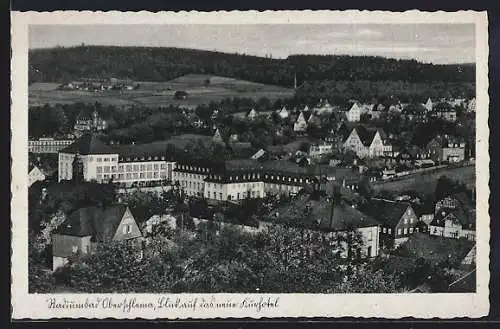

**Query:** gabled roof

left=359, top=198, right=412, bottom=227
left=350, top=125, right=382, bottom=146
left=54, top=205, right=135, bottom=241
left=431, top=207, right=475, bottom=230
left=59, top=133, right=116, bottom=155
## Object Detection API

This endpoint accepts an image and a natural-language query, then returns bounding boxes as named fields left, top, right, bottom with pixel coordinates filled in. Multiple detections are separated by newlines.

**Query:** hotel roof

left=59, top=133, right=116, bottom=155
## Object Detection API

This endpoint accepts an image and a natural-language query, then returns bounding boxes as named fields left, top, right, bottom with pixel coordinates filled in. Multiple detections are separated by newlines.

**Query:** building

left=58, top=134, right=175, bottom=186
left=278, top=106, right=289, bottom=119
left=28, top=165, right=46, bottom=187
left=247, top=108, right=258, bottom=121
left=74, top=110, right=107, bottom=136
left=28, top=137, right=76, bottom=154
left=309, top=142, right=334, bottom=159
left=429, top=207, right=475, bottom=241
left=434, top=109, right=457, bottom=122
left=424, top=98, right=433, bottom=112
left=313, top=99, right=334, bottom=115
left=345, top=103, right=364, bottom=122
left=293, top=112, right=308, bottom=132
left=343, top=126, right=392, bottom=158
left=261, top=160, right=319, bottom=196
left=52, top=204, right=142, bottom=271
left=425, top=135, right=466, bottom=163
left=435, top=192, right=474, bottom=214
left=204, top=160, right=265, bottom=201
left=360, top=198, right=420, bottom=248
left=468, top=97, right=476, bottom=112
left=272, top=193, right=380, bottom=258
left=172, top=159, right=213, bottom=197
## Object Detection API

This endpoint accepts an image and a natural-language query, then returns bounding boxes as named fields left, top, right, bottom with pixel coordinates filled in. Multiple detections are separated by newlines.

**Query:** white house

left=293, top=112, right=308, bottom=132
left=346, top=103, right=364, bottom=122
left=28, top=165, right=46, bottom=187
left=278, top=106, right=289, bottom=119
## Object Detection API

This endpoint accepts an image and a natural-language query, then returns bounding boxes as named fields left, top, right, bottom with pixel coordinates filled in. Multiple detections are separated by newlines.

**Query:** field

left=372, top=164, right=476, bottom=196
left=28, top=74, right=295, bottom=108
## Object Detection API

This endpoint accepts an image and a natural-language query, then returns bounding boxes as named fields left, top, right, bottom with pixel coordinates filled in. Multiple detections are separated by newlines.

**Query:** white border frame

left=11, top=10, right=489, bottom=319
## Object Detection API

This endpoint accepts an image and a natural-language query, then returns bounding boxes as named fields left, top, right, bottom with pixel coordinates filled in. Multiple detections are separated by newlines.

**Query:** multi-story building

left=426, top=135, right=466, bottom=163
left=28, top=137, right=76, bottom=154
left=345, top=103, right=364, bottom=122
left=58, top=134, right=175, bottom=186
left=261, top=160, right=319, bottom=196
left=172, top=159, right=213, bottom=197
left=74, top=110, right=108, bottom=136
left=360, top=198, right=420, bottom=248
left=293, top=112, right=308, bottom=132
left=429, top=207, right=475, bottom=241
left=343, top=126, right=392, bottom=158
left=309, top=142, right=334, bottom=159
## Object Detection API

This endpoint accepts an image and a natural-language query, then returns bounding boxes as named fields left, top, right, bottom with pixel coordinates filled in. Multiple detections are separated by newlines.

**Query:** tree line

left=29, top=46, right=475, bottom=86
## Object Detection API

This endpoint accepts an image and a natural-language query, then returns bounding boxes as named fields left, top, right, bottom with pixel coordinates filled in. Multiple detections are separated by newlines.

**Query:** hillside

left=29, top=46, right=475, bottom=87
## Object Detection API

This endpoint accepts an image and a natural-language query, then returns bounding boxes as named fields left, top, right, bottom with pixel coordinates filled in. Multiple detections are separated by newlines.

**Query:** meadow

left=28, top=74, right=295, bottom=108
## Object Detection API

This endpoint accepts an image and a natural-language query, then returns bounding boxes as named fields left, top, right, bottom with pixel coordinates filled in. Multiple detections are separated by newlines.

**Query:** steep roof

left=59, top=133, right=116, bottom=155
left=276, top=194, right=379, bottom=231
left=54, top=205, right=133, bottom=241
left=359, top=198, right=412, bottom=227
left=352, top=125, right=379, bottom=146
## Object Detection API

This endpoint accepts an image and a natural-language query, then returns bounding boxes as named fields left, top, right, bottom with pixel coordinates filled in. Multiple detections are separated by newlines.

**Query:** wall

left=112, top=208, right=143, bottom=241
left=114, top=160, right=173, bottom=185
left=204, top=181, right=264, bottom=201
left=174, top=171, right=207, bottom=197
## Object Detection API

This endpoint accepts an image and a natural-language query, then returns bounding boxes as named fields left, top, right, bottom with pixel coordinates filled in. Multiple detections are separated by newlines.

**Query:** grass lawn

left=29, top=74, right=294, bottom=108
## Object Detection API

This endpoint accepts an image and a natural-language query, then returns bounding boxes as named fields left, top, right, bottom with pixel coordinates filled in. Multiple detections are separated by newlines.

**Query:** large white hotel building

left=58, top=134, right=319, bottom=201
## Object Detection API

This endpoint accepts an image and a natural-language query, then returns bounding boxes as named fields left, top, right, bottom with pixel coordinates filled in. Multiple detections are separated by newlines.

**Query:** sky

left=29, top=24, right=475, bottom=65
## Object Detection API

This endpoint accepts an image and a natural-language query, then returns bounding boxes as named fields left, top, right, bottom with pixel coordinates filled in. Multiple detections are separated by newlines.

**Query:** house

left=429, top=207, right=475, bottom=241
left=307, top=113, right=322, bottom=127
left=435, top=109, right=457, bottom=122
left=247, top=108, right=258, bottom=121
left=308, top=142, right=334, bottom=159
left=271, top=193, right=380, bottom=258
left=424, top=98, right=433, bottom=112
left=345, top=103, right=364, bottom=122
left=314, top=99, right=334, bottom=115
left=467, top=98, right=476, bottom=112
left=435, top=192, right=474, bottom=214
left=343, top=126, right=392, bottom=158
left=360, top=198, right=420, bottom=248
left=52, top=205, right=142, bottom=271
left=28, top=165, right=46, bottom=187
left=278, top=106, right=289, bottom=119
left=293, top=112, right=308, bottom=132
left=425, top=135, right=466, bottom=163
left=212, top=128, right=225, bottom=144
left=74, top=110, right=107, bottom=137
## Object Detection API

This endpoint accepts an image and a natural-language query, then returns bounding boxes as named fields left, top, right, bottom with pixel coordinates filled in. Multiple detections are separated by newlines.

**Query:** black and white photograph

left=11, top=10, right=489, bottom=319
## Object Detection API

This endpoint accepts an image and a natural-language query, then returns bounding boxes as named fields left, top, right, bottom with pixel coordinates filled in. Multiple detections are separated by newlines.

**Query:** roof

left=262, top=160, right=314, bottom=176
left=59, top=133, right=116, bottom=155
left=431, top=207, right=475, bottom=230
left=275, top=194, right=379, bottom=231
left=359, top=198, right=412, bottom=227
left=54, top=205, right=132, bottom=241
left=350, top=125, right=382, bottom=146
left=223, top=159, right=262, bottom=171
left=251, top=149, right=266, bottom=160
left=427, top=134, right=465, bottom=148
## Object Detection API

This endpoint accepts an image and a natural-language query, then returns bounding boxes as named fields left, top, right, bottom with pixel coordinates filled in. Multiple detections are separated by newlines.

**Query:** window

left=72, top=246, right=79, bottom=253
left=104, top=166, right=110, bottom=173
left=219, top=193, right=222, bottom=200
left=104, top=158, right=109, bottom=162
left=126, top=165, right=132, bottom=172
left=140, top=164, right=145, bottom=171
left=409, top=228, right=414, bottom=233
left=96, top=166, right=102, bottom=173
left=122, top=224, right=132, bottom=234
left=133, top=165, right=139, bottom=171
left=388, top=228, right=392, bottom=234
left=97, top=157, right=102, bottom=162
left=97, top=174, right=102, bottom=180
left=404, top=218, right=408, bottom=224
left=213, top=192, right=216, bottom=199
left=397, top=228, right=401, bottom=236
left=147, top=164, right=152, bottom=170
left=383, top=227, right=387, bottom=233
left=403, top=228, right=408, bottom=235
left=410, top=217, right=414, bottom=223
left=111, top=166, right=116, bottom=172
left=147, top=172, right=152, bottom=178
left=126, top=173, right=131, bottom=179
left=119, top=165, right=124, bottom=172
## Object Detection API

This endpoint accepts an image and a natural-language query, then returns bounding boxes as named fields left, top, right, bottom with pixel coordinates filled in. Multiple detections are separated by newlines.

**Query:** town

left=28, top=47, right=477, bottom=294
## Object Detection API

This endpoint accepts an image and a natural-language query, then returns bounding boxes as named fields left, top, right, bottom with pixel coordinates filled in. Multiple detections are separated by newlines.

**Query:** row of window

left=205, top=190, right=261, bottom=201
left=96, top=171, right=167, bottom=181
left=382, top=227, right=418, bottom=235
left=96, top=163, right=168, bottom=173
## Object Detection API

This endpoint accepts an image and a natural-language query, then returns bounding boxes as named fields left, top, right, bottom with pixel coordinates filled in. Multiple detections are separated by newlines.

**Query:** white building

left=278, top=106, right=289, bottom=119
left=28, top=165, right=46, bottom=187
left=293, top=112, right=308, bottom=132
left=29, top=137, right=76, bottom=154
left=58, top=134, right=175, bottom=186
left=309, top=143, right=334, bottom=159
left=346, top=103, right=364, bottom=122
left=424, top=98, right=433, bottom=112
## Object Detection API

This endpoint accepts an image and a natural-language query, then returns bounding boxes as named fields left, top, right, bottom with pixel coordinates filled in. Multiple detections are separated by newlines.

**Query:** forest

left=29, top=46, right=475, bottom=86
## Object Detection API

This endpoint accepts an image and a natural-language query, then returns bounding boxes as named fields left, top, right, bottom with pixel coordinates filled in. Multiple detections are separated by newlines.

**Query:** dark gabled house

left=52, top=204, right=142, bottom=271
left=360, top=198, right=420, bottom=248
left=429, top=206, right=475, bottom=241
